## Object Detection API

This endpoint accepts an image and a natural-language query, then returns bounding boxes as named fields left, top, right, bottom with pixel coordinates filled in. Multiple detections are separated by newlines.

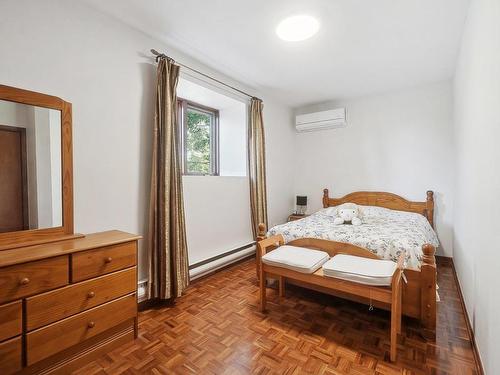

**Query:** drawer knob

left=19, top=277, right=30, bottom=286
left=104, top=257, right=113, bottom=264
left=87, top=291, right=95, bottom=299
left=87, top=321, right=95, bottom=329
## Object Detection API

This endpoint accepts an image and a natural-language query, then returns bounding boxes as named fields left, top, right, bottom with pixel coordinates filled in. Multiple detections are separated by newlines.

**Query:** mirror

left=0, top=99, right=62, bottom=233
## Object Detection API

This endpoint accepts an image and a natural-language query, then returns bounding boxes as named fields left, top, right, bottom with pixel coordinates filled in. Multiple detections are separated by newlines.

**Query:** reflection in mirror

left=0, top=100, right=62, bottom=233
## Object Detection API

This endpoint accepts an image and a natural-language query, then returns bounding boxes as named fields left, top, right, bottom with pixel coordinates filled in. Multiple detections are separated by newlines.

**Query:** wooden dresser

left=0, top=230, right=140, bottom=374
left=0, top=86, right=142, bottom=374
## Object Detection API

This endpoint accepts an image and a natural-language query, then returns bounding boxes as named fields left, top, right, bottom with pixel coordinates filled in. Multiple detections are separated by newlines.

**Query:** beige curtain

left=148, top=57, right=189, bottom=300
left=248, top=98, right=268, bottom=239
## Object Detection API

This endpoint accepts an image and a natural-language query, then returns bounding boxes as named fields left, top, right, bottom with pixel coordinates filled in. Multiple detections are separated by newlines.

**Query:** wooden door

left=0, top=125, right=28, bottom=232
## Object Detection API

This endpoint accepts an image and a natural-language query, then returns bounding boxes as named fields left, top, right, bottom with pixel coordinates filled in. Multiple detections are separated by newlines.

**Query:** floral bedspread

left=268, top=206, right=439, bottom=270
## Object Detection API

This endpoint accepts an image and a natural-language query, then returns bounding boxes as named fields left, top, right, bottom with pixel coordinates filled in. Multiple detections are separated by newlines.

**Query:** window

left=178, top=99, right=219, bottom=175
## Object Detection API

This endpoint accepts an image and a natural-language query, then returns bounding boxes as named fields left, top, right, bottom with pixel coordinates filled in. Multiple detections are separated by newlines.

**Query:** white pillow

left=262, top=245, right=330, bottom=274
left=322, top=203, right=365, bottom=218
left=322, top=254, right=397, bottom=286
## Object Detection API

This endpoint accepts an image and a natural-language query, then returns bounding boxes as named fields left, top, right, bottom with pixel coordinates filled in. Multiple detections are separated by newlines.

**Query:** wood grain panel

left=285, top=268, right=422, bottom=319
left=0, top=300, right=22, bottom=341
left=322, top=188, right=435, bottom=227
left=26, top=293, right=136, bottom=365
left=287, top=214, right=309, bottom=222
left=71, top=241, right=137, bottom=282
left=0, top=230, right=141, bottom=267
left=23, top=321, right=135, bottom=375
left=0, top=256, right=68, bottom=303
left=288, top=237, right=381, bottom=259
left=0, top=84, right=64, bottom=109
left=0, top=336, right=22, bottom=375
left=26, top=267, right=137, bottom=330
left=61, top=101, right=74, bottom=238
left=263, top=264, right=393, bottom=303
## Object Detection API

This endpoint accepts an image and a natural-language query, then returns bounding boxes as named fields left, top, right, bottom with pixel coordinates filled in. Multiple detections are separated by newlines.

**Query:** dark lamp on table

left=295, top=196, right=307, bottom=215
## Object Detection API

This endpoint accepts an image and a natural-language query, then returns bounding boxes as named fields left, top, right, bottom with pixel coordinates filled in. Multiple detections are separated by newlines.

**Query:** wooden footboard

left=256, top=224, right=437, bottom=336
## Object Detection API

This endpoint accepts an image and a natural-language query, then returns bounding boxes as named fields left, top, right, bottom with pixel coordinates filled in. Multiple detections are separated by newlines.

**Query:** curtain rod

left=151, top=49, right=260, bottom=101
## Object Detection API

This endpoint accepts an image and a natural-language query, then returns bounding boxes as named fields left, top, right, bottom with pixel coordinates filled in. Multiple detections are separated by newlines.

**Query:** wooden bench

left=258, top=235, right=404, bottom=362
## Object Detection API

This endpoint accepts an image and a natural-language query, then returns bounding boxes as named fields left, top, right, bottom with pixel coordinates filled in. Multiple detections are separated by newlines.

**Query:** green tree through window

left=178, top=100, right=219, bottom=175
left=186, top=109, right=211, bottom=174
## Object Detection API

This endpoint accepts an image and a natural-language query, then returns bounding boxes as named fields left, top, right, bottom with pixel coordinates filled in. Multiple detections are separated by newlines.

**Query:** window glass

left=179, top=100, right=219, bottom=175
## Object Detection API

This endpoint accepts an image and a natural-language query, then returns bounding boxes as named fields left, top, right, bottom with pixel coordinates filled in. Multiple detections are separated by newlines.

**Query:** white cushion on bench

left=322, top=254, right=397, bottom=286
left=262, top=245, right=330, bottom=274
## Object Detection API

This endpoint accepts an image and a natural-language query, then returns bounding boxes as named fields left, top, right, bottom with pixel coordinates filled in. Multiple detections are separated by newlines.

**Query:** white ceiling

left=83, top=0, right=470, bottom=107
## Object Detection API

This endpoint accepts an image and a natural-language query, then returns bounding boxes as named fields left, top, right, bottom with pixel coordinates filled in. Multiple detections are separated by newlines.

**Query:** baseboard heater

left=189, top=242, right=256, bottom=280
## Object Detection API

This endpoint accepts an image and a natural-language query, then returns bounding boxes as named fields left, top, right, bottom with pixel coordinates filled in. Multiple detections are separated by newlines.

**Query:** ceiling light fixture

left=276, top=15, right=319, bottom=42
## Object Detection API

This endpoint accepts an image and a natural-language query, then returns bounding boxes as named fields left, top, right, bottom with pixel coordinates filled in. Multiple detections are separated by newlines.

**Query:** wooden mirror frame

left=0, top=84, right=76, bottom=250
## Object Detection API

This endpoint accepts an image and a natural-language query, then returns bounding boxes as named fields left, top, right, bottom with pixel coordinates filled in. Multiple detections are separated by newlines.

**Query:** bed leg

left=421, top=244, right=437, bottom=340
left=390, top=274, right=402, bottom=362
left=256, top=252, right=261, bottom=281
left=390, top=294, right=399, bottom=362
left=397, top=286, right=402, bottom=334
left=260, top=268, right=267, bottom=312
left=278, top=276, right=285, bottom=298
left=256, top=223, right=267, bottom=282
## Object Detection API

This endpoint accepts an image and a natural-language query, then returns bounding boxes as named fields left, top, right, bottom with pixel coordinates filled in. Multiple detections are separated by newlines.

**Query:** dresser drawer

left=0, top=300, right=22, bottom=341
left=0, top=256, right=69, bottom=303
left=27, top=293, right=136, bottom=365
left=71, top=241, right=137, bottom=282
left=26, top=267, right=137, bottom=330
left=0, top=336, right=22, bottom=375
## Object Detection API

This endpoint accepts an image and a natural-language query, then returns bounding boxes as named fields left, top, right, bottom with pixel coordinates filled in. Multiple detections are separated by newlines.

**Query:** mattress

left=322, top=254, right=397, bottom=286
left=261, top=245, right=329, bottom=274
left=268, top=205, right=440, bottom=270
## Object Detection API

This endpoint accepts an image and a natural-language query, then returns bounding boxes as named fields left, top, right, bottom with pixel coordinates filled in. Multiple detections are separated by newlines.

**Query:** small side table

left=287, top=214, right=309, bottom=222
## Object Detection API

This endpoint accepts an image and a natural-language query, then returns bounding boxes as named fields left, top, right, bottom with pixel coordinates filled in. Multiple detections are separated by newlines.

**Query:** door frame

left=0, top=124, right=29, bottom=231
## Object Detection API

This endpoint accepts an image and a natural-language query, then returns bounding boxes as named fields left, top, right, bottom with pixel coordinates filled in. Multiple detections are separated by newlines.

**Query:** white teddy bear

left=333, top=203, right=362, bottom=226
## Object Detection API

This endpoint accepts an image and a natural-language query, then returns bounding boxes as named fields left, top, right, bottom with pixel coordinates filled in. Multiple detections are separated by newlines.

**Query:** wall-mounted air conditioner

left=295, top=108, right=347, bottom=132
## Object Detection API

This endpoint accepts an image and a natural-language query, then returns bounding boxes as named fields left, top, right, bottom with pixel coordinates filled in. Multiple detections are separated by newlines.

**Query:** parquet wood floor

left=74, top=258, right=480, bottom=375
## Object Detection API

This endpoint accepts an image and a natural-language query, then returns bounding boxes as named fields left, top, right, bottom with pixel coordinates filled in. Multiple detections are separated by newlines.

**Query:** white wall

left=454, top=0, right=500, bottom=373
left=33, top=107, right=62, bottom=229
left=294, top=81, right=454, bottom=256
left=183, top=176, right=253, bottom=265
left=34, top=107, right=54, bottom=228
left=49, top=109, right=62, bottom=225
left=0, top=0, right=295, bottom=281
left=177, top=77, right=252, bottom=266
left=219, top=104, right=247, bottom=177
left=266, top=102, right=296, bottom=228
left=25, top=108, right=38, bottom=228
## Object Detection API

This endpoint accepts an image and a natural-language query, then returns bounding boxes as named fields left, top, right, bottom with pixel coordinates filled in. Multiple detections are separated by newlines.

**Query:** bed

left=256, top=189, right=438, bottom=337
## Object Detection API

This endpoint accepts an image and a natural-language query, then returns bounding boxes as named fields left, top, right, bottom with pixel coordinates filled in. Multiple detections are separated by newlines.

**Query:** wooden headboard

left=322, top=188, right=434, bottom=228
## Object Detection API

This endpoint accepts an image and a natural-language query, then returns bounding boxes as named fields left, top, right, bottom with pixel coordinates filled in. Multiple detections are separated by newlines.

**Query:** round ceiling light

left=276, top=15, right=319, bottom=42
